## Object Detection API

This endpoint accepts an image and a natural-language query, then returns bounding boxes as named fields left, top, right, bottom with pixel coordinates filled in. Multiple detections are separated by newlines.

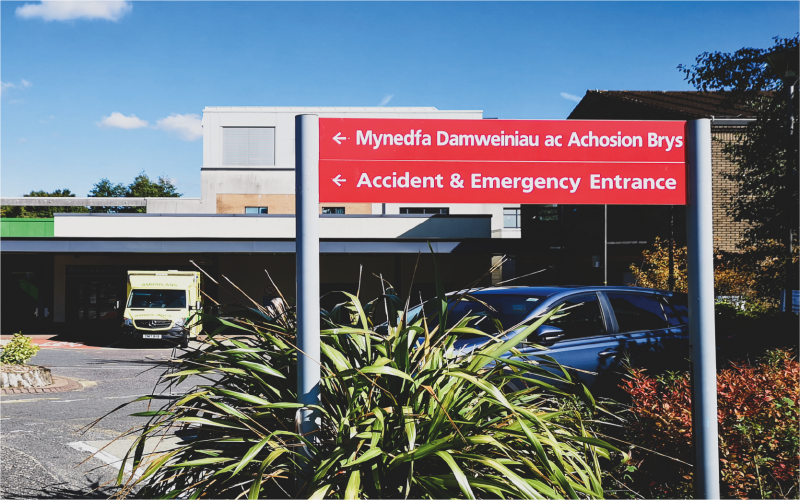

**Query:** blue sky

left=2, top=1, right=797, bottom=198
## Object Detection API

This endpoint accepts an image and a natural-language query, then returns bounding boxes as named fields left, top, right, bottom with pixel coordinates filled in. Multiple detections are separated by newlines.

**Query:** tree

left=0, top=189, right=89, bottom=218
left=88, top=172, right=181, bottom=213
left=678, top=35, right=798, bottom=247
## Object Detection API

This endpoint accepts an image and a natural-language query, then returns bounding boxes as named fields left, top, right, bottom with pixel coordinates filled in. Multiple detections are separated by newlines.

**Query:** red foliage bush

left=619, top=349, right=799, bottom=499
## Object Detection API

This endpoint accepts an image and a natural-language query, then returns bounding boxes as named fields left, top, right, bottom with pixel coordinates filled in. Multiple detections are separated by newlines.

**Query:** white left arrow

left=332, top=132, right=348, bottom=145
left=332, top=175, right=346, bottom=187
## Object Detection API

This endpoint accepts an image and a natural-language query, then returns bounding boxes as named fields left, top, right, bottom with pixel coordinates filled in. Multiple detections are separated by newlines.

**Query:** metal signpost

left=295, top=114, right=321, bottom=457
left=686, top=119, right=720, bottom=499
left=296, top=116, right=718, bottom=497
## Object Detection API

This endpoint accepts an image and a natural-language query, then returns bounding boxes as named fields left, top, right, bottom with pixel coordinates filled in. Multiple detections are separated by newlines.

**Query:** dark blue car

left=408, top=286, right=690, bottom=389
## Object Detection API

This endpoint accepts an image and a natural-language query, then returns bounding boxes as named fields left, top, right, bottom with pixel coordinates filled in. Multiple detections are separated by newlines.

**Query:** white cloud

left=98, top=112, right=148, bottom=129
left=1, top=82, right=15, bottom=94
left=378, top=94, right=394, bottom=107
left=154, top=113, right=202, bottom=141
left=18, top=138, right=28, bottom=143
left=2, top=79, right=32, bottom=95
left=16, top=1, right=132, bottom=22
left=560, top=92, right=582, bottom=103
left=9, top=99, right=26, bottom=104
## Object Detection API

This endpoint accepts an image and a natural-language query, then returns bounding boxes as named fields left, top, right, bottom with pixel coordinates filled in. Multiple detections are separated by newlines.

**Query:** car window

left=405, top=293, right=549, bottom=337
left=663, top=294, right=689, bottom=326
left=544, top=293, right=606, bottom=339
left=608, top=293, right=669, bottom=333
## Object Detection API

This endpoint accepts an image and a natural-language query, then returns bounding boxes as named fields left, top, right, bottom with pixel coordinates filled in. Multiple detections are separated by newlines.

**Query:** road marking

left=67, top=441, right=135, bottom=477
left=0, top=398, right=60, bottom=404
left=35, top=340, right=101, bottom=349
left=103, top=395, right=147, bottom=400
left=52, top=399, right=87, bottom=403
left=8, top=430, right=33, bottom=433
left=44, top=366, right=161, bottom=370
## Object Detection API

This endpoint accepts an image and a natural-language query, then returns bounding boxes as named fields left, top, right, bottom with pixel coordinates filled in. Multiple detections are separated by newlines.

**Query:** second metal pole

left=295, top=114, right=321, bottom=459
left=686, top=118, right=720, bottom=499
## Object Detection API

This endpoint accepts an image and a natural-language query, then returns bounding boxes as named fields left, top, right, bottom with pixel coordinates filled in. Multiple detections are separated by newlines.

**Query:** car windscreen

left=406, top=294, right=549, bottom=338
left=128, top=289, right=187, bottom=309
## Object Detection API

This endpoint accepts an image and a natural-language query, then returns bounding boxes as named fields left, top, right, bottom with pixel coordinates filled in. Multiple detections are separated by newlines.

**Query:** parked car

left=405, top=286, right=690, bottom=391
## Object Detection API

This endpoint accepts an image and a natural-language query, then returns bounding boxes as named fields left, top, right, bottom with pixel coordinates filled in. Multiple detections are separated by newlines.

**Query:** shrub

left=628, top=237, right=688, bottom=292
left=101, top=260, right=622, bottom=499
left=617, top=349, right=799, bottom=499
left=629, top=238, right=798, bottom=312
left=0, top=333, right=40, bottom=365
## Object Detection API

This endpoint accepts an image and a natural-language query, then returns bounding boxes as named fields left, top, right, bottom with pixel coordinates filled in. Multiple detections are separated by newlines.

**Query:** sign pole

left=295, top=114, right=321, bottom=464
left=686, top=118, right=720, bottom=499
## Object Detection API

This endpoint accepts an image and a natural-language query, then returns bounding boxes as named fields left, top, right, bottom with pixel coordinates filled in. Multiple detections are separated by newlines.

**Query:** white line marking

left=0, top=398, right=60, bottom=404
left=8, top=430, right=33, bottom=433
left=103, top=395, right=147, bottom=400
left=67, top=441, right=135, bottom=476
left=52, top=399, right=87, bottom=403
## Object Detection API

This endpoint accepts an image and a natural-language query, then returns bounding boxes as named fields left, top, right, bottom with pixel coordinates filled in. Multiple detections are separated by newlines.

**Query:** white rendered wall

left=197, top=107, right=484, bottom=214
left=54, top=215, right=491, bottom=239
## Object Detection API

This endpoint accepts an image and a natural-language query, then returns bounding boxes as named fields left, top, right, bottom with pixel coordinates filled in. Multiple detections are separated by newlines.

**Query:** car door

left=605, top=292, right=687, bottom=373
left=515, top=292, right=620, bottom=388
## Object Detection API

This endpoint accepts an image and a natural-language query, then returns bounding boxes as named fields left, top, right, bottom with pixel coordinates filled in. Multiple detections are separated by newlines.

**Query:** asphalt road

left=0, top=344, right=189, bottom=499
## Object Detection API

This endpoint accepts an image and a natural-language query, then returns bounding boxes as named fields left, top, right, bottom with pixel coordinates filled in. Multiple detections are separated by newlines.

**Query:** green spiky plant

left=101, top=254, right=620, bottom=499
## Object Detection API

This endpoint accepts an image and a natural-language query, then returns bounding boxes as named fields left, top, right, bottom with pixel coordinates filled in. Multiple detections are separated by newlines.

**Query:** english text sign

left=319, top=118, right=687, bottom=204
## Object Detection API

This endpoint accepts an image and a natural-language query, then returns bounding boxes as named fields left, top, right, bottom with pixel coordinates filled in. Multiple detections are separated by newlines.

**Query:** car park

left=406, top=286, right=690, bottom=391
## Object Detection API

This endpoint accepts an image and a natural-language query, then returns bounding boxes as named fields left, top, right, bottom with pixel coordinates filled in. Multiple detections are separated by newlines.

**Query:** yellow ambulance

left=121, top=271, right=202, bottom=347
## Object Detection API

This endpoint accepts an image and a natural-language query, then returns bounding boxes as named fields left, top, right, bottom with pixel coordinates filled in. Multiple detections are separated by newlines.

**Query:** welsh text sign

left=319, top=118, right=686, bottom=204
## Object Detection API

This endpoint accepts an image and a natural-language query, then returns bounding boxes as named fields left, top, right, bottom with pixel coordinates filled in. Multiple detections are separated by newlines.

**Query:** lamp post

left=764, top=46, right=799, bottom=312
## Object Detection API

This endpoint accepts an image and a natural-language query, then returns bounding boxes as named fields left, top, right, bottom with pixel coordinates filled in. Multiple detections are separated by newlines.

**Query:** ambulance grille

left=134, top=320, right=172, bottom=329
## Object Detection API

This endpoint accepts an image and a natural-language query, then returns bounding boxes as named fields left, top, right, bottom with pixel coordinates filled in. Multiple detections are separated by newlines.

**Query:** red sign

left=319, top=118, right=687, bottom=205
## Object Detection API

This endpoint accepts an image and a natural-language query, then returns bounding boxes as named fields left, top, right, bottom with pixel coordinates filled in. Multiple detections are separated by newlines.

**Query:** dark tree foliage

left=678, top=35, right=798, bottom=247
left=88, top=172, right=181, bottom=213
left=0, top=189, right=89, bottom=218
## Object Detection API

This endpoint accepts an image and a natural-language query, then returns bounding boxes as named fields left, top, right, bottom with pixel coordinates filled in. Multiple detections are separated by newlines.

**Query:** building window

left=399, top=207, right=449, bottom=214
left=222, top=127, right=275, bottom=167
left=321, top=207, right=345, bottom=215
left=503, top=208, right=521, bottom=228
left=245, top=207, right=268, bottom=214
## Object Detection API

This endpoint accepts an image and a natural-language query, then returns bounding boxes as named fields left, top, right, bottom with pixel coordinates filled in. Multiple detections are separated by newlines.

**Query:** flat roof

left=202, top=106, right=482, bottom=113
left=0, top=238, right=521, bottom=254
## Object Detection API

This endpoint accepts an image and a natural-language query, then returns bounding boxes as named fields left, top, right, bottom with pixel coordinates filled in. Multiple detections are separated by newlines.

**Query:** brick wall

left=216, top=194, right=372, bottom=215
left=712, top=128, right=750, bottom=252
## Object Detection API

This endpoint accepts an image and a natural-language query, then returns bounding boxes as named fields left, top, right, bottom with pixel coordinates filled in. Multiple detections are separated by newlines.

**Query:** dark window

left=245, top=207, right=268, bottom=214
left=545, top=293, right=606, bottom=339
left=608, top=293, right=669, bottom=333
left=663, top=294, right=689, bottom=326
left=322, top=207, right=345, bottom=215
left=503, top=208, right=521, bottom=228
left=399, top=207, right=449, bottom=214
left=128, top=289, right=187, bottom=309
